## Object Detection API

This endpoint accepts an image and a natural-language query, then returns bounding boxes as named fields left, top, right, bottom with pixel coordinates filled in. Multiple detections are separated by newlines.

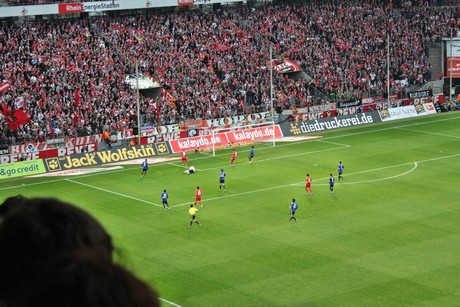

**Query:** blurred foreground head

left=0, top=196, right=114, bottom=304
left=19, top=251, right=159, bottom=307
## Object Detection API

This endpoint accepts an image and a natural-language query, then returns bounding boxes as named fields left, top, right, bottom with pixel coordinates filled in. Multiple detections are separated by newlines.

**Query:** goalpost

left=209, top=121, right=277, bottom=157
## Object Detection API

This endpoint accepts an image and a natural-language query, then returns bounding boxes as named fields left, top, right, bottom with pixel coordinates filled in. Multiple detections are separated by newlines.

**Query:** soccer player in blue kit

left=219, top=169, right=226, bottom=192
left=161, top=189, right=171, bottom=210
left=329, top=174, right=335, bottom=193
left=290, top=199, right=298, bottom=222
left=338, top=161, right=344, bottom=180
left=248, top=146, right=255, bottom=162
left=141, top=159, right=148, bottom=177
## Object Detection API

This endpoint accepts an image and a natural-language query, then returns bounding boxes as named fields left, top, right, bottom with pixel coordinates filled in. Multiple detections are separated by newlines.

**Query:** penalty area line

left=291, top=162, right=418, bottom=186
left=167, top=163, right=188, bottom=169
left=171, top=183, right=286, bottom=209
left=167, top=163, right=202, bottom=171
left=171, top=161, right=421, bottom=208
left=290, top=161, right=420, bottom=186
left=196, top=145, right=350, bottom=173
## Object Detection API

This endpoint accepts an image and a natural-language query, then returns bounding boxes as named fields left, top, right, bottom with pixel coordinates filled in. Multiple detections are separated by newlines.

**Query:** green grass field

left=1, top=112, right=460, bottom=307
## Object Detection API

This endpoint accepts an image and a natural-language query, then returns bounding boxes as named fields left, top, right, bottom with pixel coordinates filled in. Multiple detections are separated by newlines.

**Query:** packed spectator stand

left=0, top=0, right=458, bottom=147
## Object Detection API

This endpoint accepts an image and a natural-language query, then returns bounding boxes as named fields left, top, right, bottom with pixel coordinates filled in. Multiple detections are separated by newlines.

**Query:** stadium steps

left=415, top=42, right=444, bottom=95
left=428, top=42, right=442, bottom=82
left=408, top=42, right=444, bottom=95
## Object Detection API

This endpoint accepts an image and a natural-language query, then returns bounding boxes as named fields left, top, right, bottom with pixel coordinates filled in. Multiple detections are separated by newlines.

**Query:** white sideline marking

left=64, top=179, right=163, bottom=208
left=158, top=297, right=182, bottom=307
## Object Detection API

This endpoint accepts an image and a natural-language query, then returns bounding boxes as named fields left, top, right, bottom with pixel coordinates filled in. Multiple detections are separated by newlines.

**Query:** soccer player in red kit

left=230, top=149, right=237, bottom=166
left=305, top=173, right=313, bottom=195
left=194, top=186, right=203, bottom=207
left=181, top=151, right=188, bottom=167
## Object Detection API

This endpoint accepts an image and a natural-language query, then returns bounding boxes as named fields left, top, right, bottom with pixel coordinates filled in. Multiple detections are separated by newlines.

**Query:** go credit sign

left=0, top=160, right=46, bottom=180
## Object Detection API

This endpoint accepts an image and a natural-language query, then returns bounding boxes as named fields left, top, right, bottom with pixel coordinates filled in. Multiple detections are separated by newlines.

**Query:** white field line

left=158, top=297, right=182, bottom=307
left=166, top=163, right=202, bottom=172
left=64, top=179, right=164, bottom=208
left=394, top=127, right=460, bottom=139
left=316, top=139, right=352, bottom=147
left=166, top=163, right=188, bottom=169
left=197, top=150, right=213, bottom=156
left=0, top=177, right=66, bottom=191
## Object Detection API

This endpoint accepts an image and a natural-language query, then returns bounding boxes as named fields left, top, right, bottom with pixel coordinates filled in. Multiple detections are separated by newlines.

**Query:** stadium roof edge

left=0, top=0, right=245, bottom=19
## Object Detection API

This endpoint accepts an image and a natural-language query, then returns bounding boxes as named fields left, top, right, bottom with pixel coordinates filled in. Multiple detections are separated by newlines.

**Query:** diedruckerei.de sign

left=281, top=112, right=382, bottom=136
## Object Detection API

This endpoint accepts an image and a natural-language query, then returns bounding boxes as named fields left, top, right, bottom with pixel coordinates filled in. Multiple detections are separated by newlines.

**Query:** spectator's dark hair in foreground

left=0, top=196, right=114, bottom=304
left=18, top=251, right=160, bottom=307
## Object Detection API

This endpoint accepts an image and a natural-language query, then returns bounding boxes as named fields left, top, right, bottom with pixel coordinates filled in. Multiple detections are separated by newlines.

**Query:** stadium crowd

left=0, top=0, right=458, bottom=146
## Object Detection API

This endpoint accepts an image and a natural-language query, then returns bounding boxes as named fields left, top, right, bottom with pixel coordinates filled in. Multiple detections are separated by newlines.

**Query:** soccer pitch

left=1, top=112, right=460, bottom=306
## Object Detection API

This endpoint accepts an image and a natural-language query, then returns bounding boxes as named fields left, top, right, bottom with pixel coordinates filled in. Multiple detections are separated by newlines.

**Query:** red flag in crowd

left=1, top=103, right=31, bottom=130
left=75, top=88, right=80, bottom=107
left=0, top=83, right=10, bottom=93
left=10, top=109, right=30, bottom=130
